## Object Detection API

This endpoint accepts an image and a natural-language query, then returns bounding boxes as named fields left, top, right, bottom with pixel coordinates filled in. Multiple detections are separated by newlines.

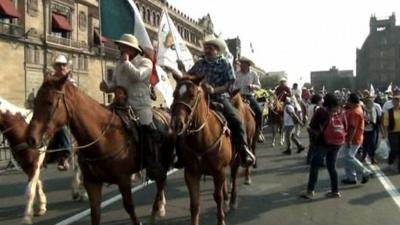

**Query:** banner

left=157, top=10, right=194, bottom=76
left=100, top=0, right=153, bottom=51
left=155, top=66, right=174, bottom=107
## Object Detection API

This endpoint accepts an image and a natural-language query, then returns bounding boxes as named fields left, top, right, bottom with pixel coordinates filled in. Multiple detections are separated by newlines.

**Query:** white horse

left=0, top=96, right=85, bottom=224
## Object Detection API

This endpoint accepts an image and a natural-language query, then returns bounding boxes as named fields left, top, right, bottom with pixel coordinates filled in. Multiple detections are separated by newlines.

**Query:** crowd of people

left=272, top=80, right=400, bottom=199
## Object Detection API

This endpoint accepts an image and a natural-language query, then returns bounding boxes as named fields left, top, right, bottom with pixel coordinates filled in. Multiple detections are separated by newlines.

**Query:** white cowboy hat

left=203, top=38, right=226, bottom=53
left=279, top=78, right=287, bottom=82
left=114, top=34, right=142, bottom=53
left=54, top=55, right=68, bottom=64
left=239, top=55, right=255, bottom=66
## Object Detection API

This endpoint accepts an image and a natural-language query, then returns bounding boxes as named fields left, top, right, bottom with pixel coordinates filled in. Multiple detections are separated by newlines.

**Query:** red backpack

left=323, top=109, right=347, bottom=146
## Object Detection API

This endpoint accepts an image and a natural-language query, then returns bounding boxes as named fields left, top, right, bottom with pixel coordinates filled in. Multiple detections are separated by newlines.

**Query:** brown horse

left=0, top=97, right=85, bottom=225
left=27, top=75, right=174, bottom=225
left=230, top=90, right=258, bottom=185
left=267, top=95, right=284, bottom=147
left=171, top=75, right=236, bottom=225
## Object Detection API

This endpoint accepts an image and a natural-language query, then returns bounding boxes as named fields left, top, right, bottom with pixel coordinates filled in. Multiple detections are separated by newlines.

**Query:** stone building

left=356, top=14, right=400, bottom=91
left=311, top=66, right=354, bottom=92
left=0, top=0, right=213, bottom=107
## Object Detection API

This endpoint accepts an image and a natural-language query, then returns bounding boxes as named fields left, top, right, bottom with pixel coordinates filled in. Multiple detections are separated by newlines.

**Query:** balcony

left=47, top=35, right=88, bottom=50
left=0, top=21, right=24, bottom=37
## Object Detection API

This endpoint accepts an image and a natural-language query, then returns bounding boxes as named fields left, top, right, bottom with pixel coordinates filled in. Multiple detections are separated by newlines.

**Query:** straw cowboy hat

left=53, top=54, right=72, bottom=67
left=279, top=78, right=287, bottom=83
left=114, top=34, right=142, bottom=53
left=239, top=55, right=255, bottom=66
left=203, top=38, right=226, bottom=53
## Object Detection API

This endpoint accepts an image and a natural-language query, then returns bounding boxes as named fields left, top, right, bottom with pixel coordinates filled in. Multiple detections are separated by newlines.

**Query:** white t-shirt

left=382, top=100, right=393, bottom=113
left=283, top=104, right=295, bottom=127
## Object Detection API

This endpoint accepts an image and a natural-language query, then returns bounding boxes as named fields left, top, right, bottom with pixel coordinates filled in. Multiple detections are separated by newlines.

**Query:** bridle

left=171, top=81, right=209, bottom=136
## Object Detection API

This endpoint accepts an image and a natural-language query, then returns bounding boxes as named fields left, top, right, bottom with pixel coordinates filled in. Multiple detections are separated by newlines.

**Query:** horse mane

left=0, top=96, right=31, bottom=122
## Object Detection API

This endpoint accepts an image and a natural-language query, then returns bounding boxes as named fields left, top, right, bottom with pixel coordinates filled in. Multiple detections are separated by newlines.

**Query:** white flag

left=370, top=84, right=375, bottom=97
left=154, top=66, right=174, bottom=107
left=386, top=82, right=393, bottom=93
left=157, top=10, right=194, bottom=76
left=126, top=0, right=153, bottom=51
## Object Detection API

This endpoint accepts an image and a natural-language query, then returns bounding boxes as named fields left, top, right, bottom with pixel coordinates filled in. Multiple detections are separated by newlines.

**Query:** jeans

left=219, top=97, right=248, bottom=147
left=243, top=95, right=263, bottom=129
left=284, top=125, right=303, bottom=151
left=388, top=132, right=400, bottom=165
left=307, top=145, right=340, bottom=192
left=362, top=129, right=378, bottom=159
left=343, top=144, right=372, bottom=181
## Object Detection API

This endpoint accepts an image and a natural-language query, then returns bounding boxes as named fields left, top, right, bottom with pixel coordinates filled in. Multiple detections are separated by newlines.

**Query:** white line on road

left=55, top=169, right=179, bottom=225
left=367, top=163, right=400, bottom=210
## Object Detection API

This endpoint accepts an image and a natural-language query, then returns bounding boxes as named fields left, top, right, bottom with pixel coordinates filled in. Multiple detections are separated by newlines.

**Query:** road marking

left=55, top=169, right=179, bottom=225
left=367, top=163, right=400, bottom=210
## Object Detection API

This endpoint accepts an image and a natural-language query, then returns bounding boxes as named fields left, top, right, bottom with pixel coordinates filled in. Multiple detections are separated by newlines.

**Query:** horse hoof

left=72, top=192, right=80, bottom=201
left=244, top=177, right=252, bottom=185
left=34, top=208, right=47, bottom=216
left=21, top=216, right=33, bottom=225
left=157, top=207, right=166, bottom=217
left=230, top=202, right=238, bottom=211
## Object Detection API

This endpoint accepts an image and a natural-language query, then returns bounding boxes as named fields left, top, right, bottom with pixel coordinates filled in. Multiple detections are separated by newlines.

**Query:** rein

left=171, top=89, right=210, bottom=136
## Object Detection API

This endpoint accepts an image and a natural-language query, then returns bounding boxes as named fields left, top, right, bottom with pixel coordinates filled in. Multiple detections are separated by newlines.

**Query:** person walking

left=301, top=93, right=346, bottom=199
left=341, top=93, right=373, bottom=185
left=282, top=97, right=305, bottom=155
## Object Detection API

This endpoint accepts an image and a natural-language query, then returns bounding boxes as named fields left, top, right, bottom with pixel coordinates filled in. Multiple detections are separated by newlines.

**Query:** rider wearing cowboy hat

left=234, top=55, right=263, bottom=142
left=177, top=37, right=256, bottom=167
left=275, top=78, right=292, bottom=102
left=99, top=34, right=163, bottom=181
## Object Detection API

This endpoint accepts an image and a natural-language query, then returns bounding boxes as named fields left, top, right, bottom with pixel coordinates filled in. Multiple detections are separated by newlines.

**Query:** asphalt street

left=1, top=132, right=400, bottom=225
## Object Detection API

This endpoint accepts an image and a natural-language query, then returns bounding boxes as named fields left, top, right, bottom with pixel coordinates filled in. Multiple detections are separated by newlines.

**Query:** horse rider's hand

left=177, top=60, right=185, bottom=71
left=203, top=83, right=214, bottom=94
left=99, top=80, right=108, bottom=92
left=121, top=52, right=130, bottom=62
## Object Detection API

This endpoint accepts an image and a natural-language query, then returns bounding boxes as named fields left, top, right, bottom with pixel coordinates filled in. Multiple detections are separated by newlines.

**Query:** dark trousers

left=307, top=128, right=317, bottom=164
left=362, top=129, right=378, bottom=159
left=243, top=95, right=263, bottom=129
left=388, top=132, right=400, bottom=165
left=219, top=97, right=247, bottom=147
left=284, top=126, right=302, bottom=151
left=307, top=145, right=340, bottom=193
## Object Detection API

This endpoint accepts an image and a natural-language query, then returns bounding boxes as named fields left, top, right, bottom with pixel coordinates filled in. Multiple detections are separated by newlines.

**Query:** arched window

left=156, top=14, right=160, bottom=26
left=146, top=8, right=151, bottom=23
left=142, top=6, right=146, bottom=20
left=152, top=11, right=157, bottom=25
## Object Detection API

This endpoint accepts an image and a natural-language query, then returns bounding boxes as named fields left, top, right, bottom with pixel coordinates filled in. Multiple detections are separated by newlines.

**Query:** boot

left=141, top=125, right=165, bottom=181
left=240, top=145, right=255, bottom=167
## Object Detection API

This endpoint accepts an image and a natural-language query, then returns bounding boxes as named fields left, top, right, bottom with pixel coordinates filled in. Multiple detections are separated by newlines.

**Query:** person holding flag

left=99, top=34, right=162, bottom=181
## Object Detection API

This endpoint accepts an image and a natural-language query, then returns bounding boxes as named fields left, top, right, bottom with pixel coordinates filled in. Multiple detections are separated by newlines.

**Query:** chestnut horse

left=171, top=75, right=237, bottom=225
left=27, top=75, right=174, bottom=225
left=230, top=90, right=258, bottom=185
left=0, top=97, right=85, bottom=225
left=267, top=94, right=284, bottom=147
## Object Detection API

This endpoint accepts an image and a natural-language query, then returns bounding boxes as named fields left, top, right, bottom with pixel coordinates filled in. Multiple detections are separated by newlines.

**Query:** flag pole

left=98, top=0, right=106, bottom=104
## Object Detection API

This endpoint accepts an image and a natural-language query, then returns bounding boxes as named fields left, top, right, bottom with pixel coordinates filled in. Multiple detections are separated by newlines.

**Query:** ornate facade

left=356, top=14, right=400, bottom=90
left=0, top=0, right=213, bottom=107
left=311, top=66, right=354, bottom=92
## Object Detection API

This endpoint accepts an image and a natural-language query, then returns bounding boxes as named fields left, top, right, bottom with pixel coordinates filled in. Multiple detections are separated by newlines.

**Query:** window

left=51, top=12, right=72, bottom=38
left=146, top=8, right=150, bottom=23
left=78, top=11, right=86, bottom=31
left=152, top=11, right=156, bottom=25
left=156, top=14, right=160, bottom=26
left=141, top=6, right=146, bottom=20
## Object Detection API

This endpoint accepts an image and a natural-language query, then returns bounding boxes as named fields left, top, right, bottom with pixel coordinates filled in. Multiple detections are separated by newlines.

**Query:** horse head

left=170, top=74, right=205, bottom=135
left=230, top=88, right=243, bottom=109
left=27, top=75, right=71, bottom=148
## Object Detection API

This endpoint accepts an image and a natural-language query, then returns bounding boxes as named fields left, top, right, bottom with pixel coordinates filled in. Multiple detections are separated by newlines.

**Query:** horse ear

left=230, top=88, right=241, bottom=98
left=56, top=74, right=69, bottom=89
left=172, top=72, right=181, bottom=82
left=193, top=75, right=205, bottom=85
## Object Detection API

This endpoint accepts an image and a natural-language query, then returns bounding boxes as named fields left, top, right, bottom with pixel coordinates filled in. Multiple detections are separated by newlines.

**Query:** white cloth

left=292, top=88, right=301, bottom=97
left=382, top=100, right=393, bottom=113
left=234, top=70, right=261, bottom=95
left=283, top=104, right=295, bottom=127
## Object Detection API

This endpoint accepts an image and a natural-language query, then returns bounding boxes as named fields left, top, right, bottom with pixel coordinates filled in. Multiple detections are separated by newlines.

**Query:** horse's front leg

left=150, top=178, right=167, bottom=225
left=34, top=179, right=47, bottom=216
left=84, top=179, right=103, bottom=225
left=185, top=170, right=201, bottom=225
left=72, top=156, right=87, bottom=201
left=213, top=170, right=226, bottom=225
left=229, top=162, right=239, bottom=211
left=118, top=177, right=141, bottom=225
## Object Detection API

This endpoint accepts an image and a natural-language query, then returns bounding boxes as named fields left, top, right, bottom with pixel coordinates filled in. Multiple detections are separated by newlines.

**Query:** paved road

left=1, top=132, right=400, bottom=225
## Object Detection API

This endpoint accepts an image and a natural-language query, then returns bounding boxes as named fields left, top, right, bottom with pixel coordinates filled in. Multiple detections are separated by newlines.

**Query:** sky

left=167, top=0, right=399, bottom=85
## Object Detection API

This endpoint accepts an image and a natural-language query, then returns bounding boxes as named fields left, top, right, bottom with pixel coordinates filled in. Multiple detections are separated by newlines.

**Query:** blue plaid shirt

left=188, top=56, right=235, bottom=97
